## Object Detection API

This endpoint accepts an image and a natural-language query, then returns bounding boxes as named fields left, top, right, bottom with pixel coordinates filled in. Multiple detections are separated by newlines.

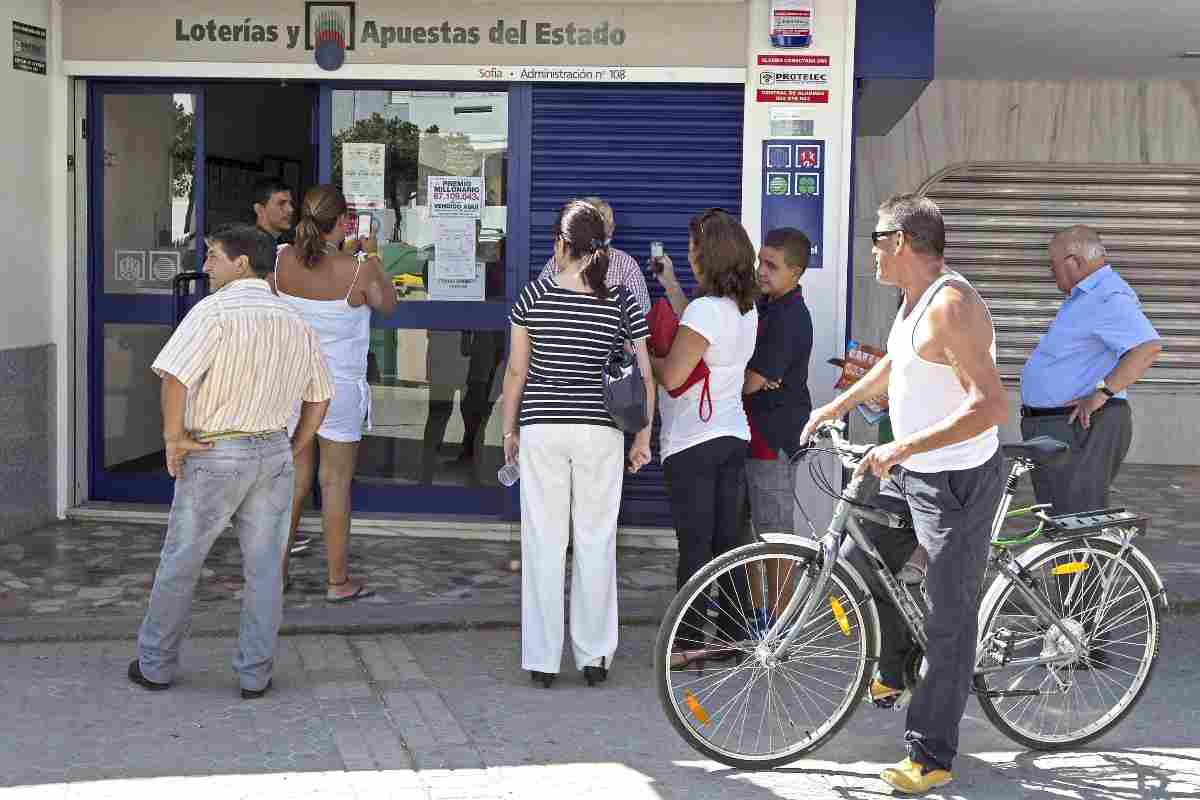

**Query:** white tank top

left=275, top=246, right=371, bottom=385
left=887, top=271, right=998, bottom=473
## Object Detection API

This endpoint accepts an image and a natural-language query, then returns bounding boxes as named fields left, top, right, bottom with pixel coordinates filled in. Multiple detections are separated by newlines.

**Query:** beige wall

left=851, top=79, right=1200, bottom=464
left=1, top=0, right=52, bottom=350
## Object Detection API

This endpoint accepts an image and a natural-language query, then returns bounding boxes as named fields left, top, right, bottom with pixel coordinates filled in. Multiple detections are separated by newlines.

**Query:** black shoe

left=128, top=660, right=170, bottom=691
left=529, top=670, right=555, bottom=688
left=582, top=657, right=608, bottom=687
left=290, top=535, right=313, bottom=557
left=241, top=679, right=272, bottom=700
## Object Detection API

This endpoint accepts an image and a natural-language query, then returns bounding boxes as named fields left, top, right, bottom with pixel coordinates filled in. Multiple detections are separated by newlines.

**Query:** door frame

left=86, top=81, right=207, bottom=503
left=316, top=82, right=531, bottom=518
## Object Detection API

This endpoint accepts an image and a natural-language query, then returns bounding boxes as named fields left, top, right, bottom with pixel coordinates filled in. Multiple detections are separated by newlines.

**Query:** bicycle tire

left=974, top=537, right=1163, bottom=751
left=654, top=540, right=879, bottom=769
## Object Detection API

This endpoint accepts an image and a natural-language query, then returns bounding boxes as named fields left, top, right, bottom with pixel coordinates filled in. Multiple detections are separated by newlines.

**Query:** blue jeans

left=137, top=432, right=294, bottom=691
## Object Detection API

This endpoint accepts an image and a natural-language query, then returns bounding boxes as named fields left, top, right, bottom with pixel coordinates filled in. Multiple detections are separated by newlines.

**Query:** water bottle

left=497, top=462, right=520, bottom=487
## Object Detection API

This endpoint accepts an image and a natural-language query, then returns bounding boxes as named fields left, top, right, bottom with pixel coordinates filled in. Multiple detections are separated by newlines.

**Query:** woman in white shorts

left=272, top=184, right=396, bottom=602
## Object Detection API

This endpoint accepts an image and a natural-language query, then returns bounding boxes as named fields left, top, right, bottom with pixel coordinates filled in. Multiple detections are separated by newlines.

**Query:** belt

left=195, top=429, right=285, bottom=443
left=1020, top=398, right=1127, bottom=418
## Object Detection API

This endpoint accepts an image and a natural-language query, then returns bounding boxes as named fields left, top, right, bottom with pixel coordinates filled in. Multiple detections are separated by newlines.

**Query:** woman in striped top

left=501, top=200, right=654, bottom=688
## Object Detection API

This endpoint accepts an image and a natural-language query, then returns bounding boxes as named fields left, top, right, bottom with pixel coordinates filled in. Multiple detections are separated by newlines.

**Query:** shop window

left=331, top=90, right=509, bottom=303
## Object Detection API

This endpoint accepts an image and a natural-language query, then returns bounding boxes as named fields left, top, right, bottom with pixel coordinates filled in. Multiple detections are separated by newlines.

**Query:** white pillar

left=741, top=0, right=857, bottom=534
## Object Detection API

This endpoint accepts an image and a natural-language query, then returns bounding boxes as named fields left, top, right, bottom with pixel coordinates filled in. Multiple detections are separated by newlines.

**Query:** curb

left=0, top=599, right=675, bottom=644
left=4, top=593, right=1195, bottom=645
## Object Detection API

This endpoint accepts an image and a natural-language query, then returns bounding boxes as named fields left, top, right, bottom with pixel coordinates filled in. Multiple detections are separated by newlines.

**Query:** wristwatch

left=1096, top=380, right=1115, bottom=398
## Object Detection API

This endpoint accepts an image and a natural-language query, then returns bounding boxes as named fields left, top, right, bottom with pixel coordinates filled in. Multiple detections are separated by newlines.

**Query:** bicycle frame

left=761, top=433, right=1094, bottom=673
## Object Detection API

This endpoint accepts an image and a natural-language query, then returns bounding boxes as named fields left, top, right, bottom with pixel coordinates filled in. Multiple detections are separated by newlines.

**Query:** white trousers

left=519, top=423, right=624, bottom=673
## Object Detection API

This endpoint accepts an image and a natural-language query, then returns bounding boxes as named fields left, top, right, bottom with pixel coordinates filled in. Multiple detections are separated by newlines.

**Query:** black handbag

left=602, top=286, right=649, bottom=433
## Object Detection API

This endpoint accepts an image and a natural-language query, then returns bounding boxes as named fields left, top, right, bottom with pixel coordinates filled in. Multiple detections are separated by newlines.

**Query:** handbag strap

left=698, top=376, right=712, bottom=422
left=610, top=285, right=631, bottom=359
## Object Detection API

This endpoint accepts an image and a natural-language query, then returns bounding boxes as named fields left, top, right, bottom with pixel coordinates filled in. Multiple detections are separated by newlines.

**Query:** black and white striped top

left=510, top=277, right=648, bottom=427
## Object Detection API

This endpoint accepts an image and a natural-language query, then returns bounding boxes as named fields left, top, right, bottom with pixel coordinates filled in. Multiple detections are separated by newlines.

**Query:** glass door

left=327, top=87, right=518, bottom=516
left=88, top=85, right=206, bottom=502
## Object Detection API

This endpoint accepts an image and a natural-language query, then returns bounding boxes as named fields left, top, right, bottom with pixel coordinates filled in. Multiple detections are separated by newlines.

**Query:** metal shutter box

left=920, top=162, right=1199, bottom=387
left=529, top=84, right=745, bottom=526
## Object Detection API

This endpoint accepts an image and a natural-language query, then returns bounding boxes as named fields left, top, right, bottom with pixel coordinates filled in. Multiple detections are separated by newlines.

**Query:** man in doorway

left=803, top=194, right=1008, bottom=795
left=129, top=224, right=332, bottom=699
left=537, top=196, right=651, bottom=313
left=1019, top=225, right=1161, bottom=513
left=251, top=177, right=295, bottom=246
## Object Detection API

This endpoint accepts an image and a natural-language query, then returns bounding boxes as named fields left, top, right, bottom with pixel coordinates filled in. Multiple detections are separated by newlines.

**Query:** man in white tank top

left=803, top=194, right=1007, bottom=795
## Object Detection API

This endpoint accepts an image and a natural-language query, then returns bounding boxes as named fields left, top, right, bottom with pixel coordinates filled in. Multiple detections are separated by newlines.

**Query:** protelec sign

left=756, top=68, right=829, bottom=103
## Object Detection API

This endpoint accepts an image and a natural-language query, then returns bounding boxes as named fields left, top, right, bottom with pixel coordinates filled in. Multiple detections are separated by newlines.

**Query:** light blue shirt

left=1021, top=265, right=1159, bottom=408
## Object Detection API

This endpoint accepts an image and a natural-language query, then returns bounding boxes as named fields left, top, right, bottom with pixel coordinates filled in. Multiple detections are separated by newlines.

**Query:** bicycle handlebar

left=799, top=421, right=875, bottom=470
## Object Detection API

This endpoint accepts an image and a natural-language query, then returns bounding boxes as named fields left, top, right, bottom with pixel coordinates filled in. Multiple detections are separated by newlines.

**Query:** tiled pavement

left=0, top=464, right=1197, bottom=642
left=3, top=624, right=1199, bottom=797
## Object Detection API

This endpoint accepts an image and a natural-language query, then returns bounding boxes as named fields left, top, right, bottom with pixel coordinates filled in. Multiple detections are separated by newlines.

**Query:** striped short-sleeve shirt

left=510, top=277, right=648, bottom=428
left=151, top=278, right=334, bottom=437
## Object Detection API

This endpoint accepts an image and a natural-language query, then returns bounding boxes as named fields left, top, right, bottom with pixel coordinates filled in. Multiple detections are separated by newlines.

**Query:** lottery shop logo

left=306, top=2, right=355, bottom=70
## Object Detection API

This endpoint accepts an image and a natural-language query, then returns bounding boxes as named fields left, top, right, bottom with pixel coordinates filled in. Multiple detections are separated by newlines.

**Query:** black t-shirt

left=746, top=287, right=814, bottom=456
left=257, top=225, right=294, bottom=246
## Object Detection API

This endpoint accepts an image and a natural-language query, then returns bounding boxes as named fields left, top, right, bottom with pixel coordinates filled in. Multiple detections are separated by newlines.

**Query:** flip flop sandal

left=326, top=580, right=376, bottom=603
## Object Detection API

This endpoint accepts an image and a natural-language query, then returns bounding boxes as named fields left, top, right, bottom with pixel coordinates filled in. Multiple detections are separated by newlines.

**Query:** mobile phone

left=356, top=213, right=373, bottom=240
left=649, top=241, right=664, bottom=273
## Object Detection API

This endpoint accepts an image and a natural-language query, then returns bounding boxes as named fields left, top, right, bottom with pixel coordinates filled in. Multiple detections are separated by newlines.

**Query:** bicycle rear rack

left=1043, top=507, right=1150, bottom=540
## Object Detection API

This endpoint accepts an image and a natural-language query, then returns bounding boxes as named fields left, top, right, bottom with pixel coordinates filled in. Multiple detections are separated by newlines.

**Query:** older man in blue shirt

left=1020, top=226, right=1162, bottom=513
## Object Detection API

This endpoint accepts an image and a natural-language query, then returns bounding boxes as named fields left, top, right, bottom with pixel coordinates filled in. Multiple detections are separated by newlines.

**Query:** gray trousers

left=743, top=453, right=801, bottom=539
left=137, top=432, right=295, bottom=691
left=1020, top=401, right=1132, bottom=514
left=840, top=450, right=1003, bottom=772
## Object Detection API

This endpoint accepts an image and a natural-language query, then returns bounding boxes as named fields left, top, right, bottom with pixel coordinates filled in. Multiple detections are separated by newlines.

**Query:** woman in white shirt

left=649, top=208, right=759, bottom=668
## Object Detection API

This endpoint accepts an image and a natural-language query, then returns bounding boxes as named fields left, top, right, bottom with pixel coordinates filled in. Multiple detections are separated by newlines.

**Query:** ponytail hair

left=554, top=200, right=610, bottom=300
left=294, top=184, right=348, bottom=268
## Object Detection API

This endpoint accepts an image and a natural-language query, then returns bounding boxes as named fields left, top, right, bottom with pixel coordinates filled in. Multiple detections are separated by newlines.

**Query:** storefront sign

left=428, top=176, right=483, bottom=219
left=62, top=2, right=745, bottom=72
left=341, top=143, right=386, bottom=208
left=760, top=139, right=824, bottom=269
left=12, top=21, right=46, bottom=75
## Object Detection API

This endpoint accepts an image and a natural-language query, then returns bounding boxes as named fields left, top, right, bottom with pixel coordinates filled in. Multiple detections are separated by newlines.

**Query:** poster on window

left=342, top=143, right=386, bottom=209
left=428, top=218, right=484, bottom=300
left=428, top=176, right=483, bottom=218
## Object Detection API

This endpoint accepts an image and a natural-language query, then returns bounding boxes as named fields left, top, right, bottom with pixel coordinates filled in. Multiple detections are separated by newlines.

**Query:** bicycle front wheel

left=654, top=540, right=878, bottom=769
left=975, top=537, right=1164, bottom=750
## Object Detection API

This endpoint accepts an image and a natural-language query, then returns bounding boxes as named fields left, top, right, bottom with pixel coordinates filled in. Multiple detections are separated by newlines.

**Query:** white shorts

left=289, top=380, right=371, bottom=443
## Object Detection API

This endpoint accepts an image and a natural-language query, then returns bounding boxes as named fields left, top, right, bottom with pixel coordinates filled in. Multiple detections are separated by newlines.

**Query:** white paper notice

left=428, top=175, right=483, bottom=218
left=342, top=143, right=386, bottom=209
left=433, top=218, right=477, bottom=279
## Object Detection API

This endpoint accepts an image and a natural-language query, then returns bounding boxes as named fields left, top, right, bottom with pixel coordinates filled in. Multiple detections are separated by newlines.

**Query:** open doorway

left=203, top=83, right=314, bottom=233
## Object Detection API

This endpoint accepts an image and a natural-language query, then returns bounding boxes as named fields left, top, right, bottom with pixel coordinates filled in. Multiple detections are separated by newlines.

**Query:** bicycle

left=654, top=420, right=1167, bottom=769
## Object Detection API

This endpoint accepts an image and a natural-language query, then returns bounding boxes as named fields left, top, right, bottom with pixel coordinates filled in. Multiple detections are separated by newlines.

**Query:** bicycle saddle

left=1001, top=435, right=1070, bottom=467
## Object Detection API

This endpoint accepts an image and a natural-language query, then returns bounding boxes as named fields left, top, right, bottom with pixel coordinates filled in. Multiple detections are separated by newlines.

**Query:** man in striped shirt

left=129, top=224, right=333, bottom=700
left=536, top=196, right=651, bottom=313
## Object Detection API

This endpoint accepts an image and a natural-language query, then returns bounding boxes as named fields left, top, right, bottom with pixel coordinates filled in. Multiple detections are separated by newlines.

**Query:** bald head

left=1052, top=226, right=1106, bottom=262
left=1048, top=226, right=1107, bottom=294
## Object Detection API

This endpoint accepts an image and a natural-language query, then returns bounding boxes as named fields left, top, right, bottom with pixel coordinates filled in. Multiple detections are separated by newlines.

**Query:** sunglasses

left=871, top=229, right=901, bottom=245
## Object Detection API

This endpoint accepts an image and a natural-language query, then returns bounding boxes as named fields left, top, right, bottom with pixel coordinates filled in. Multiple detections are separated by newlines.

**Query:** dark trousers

left=663, top=436, right=749, bottom=646
left=840, top=450, right=1003, bottom=772
left=1021, top=401, right=1133, bottom=514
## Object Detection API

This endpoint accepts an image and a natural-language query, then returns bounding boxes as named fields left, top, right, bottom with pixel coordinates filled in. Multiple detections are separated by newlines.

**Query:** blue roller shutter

left=529, top=84, right=745, bottom=526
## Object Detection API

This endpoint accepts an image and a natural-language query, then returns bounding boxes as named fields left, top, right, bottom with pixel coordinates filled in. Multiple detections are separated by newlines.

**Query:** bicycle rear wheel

left=654, top=540, right=878, bottom=769
left=975, top=537, right=1163, bottom=750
